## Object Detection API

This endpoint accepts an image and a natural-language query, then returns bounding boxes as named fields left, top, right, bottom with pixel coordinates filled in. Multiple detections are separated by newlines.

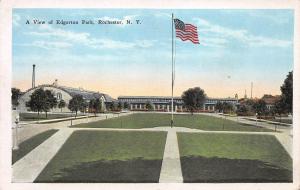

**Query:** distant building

left=118, top=96, right=238, bottom=112
left=261, top=94, right=280, bottom=110
left=18, top=84, right=114, bottom=113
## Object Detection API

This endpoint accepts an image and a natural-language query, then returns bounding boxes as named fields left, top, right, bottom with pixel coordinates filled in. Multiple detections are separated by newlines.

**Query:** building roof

left=118, top=96, right=182, bottom=99
left=58, top=86, right=114, bottom=102
left=261, top=95, right=280, bottom=105
left=24, top=84, right=115, bottom=102
left=118, top=96, right=237, bottom=101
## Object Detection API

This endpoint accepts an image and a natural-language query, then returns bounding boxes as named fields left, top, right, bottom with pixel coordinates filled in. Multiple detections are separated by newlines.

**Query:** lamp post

left=222, top=111, right=225, bottom=130
left=13, top=113, right=20, bottom=150
left=255, top=113, right=258, bottom=127
left=86, top=112, right=89, bottom=123
left=70, top=112, right=73, bottom=126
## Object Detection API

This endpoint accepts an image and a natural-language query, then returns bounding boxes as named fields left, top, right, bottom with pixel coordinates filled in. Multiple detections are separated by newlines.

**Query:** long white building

left=118, top=96, right=238, bottom=112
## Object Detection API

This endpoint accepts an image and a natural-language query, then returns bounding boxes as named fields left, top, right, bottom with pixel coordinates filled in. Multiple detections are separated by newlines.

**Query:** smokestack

left=32, top=64, right=36, bottom=88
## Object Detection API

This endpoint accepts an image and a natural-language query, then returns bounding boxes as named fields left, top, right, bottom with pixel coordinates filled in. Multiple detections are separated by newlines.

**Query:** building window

left=57, top=92, right=62, bottom=100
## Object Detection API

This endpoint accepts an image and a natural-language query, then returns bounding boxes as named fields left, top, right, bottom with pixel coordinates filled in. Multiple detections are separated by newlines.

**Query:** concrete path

left=13, top=112, right=132, bottom=144
left=274, top=133, right=292, bottom=157
left=200, top=113, right=293, bottom=157
left=12, top=128, right=74, bottom=182
left=202, top=113, right=292, bottom=133
left=12, top=124, right=292, bottom=183
left=159, top=128, right=183, bottom=183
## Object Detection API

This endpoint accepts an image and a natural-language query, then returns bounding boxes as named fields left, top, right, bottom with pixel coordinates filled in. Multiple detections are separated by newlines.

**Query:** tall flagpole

left=171, top=13, right=174, bottom=128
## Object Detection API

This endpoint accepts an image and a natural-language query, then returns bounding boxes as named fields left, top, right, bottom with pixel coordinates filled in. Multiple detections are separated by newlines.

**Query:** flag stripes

left=174, top=18, right=199, bottom=44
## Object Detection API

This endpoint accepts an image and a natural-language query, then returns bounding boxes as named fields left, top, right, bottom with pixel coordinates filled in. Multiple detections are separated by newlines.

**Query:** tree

left=237, top=104, right=248, bottom=114
left=68, top=95, right=85, bottom=117
left=12, top=88, right=22, bottom=108
left=43, top=90, right=57, bottom=118
left=215, top=101, right=223, bottom=112
left=109, top=101, right=118, bottom=111
left=88, top=99, right=96, bottom=113
left=253, top=99, right=267, bottom=116
left=117, top=102, right=123, bottom=110
left=94, top=98, right=102, bottom=114
left=222, top=102, right=234, bottom=114
left=123, top=102, right=129, bottom=110
left=58, top=99, right=66, bottom=112
left=89, top=99, right=102, bottom=115
left=181, top=87, right=206, bottom=114
left=26, top=88, right=47, bottom=116
left=281, top=71, right=293, bottom=114
left=145, top=101, right=154, bottom=111
left=273, top=98, right=286, bottom=122
left=80, top=101, right=88, bottom=113
left=236, top=98, right=256, bottom=116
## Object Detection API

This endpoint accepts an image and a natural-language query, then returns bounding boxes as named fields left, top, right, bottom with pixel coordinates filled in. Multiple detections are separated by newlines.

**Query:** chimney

left=244, top=89, right=247, bottom=99
left=32, top=64, right=36, bottom=88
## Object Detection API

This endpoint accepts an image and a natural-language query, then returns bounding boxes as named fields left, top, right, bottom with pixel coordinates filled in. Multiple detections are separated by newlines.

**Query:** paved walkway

left=12, top=128, right=74, bottom=182
left=202, top=113, right=292, bottom=133
left=12, top=122, right=292, bottom=182
left=13, top=112, right=132, bottom=144
left=159, top=128, right=183, bottom=183
left=202, top=113, right=293, bottom=157
left=274, top=133, right=292, bottom=157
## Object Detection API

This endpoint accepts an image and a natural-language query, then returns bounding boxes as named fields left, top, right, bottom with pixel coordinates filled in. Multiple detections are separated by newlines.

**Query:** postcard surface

left=0, top=0, right=300, bottom=190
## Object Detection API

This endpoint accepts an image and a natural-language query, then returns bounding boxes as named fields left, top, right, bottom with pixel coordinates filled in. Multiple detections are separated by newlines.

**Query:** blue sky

left=12, top=9, right=294, bottom=98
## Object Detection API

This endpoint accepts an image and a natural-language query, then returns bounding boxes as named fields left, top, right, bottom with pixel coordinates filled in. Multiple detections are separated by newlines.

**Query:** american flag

left=174, top=18, right=199, bottom=44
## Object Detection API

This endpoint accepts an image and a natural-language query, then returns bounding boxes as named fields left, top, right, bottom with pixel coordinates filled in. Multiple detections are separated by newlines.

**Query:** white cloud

left=88, top=38, right=135, bottom=49
left=25, top=24, right=155, bottom=50
left=200, top=37, right=228, bottom=48
left=154, top=13, right=172, bottom=18
left=194, top=18, right=292, bottom=48
left=16, top=41, right=73, bottom=50
left=138, top=40, right=157, bottom=48
left=29, top=24, right=91, bottom=44
left=247, top=36, right=292, bottom=48
left=219, top=10, right=291, bottom=25
left=248, top=11, right=290, bottom=25
left=14, top=52, right=119, bottom=65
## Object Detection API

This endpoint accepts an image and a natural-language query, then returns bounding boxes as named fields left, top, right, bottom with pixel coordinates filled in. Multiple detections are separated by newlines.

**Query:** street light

left=86, top=112, right=89, bottom=123
left=13, top=113, right=20, bottom=150
left=255, top=113, right=258, bottom=127
left=222, top=111, right=225, bottom=130
left=70, top=112, right=73, bottom=126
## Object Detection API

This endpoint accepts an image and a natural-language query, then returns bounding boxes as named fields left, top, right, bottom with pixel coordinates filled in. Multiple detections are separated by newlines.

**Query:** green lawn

left=20, top=112, right=85, bottom=121
left=177, top=133, right=292, bottom=182
left=71, top=113, right=273, bottom=132
left=35, top=131, right=167, bottom=183
left=12, top=129, right=58, bottom=164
